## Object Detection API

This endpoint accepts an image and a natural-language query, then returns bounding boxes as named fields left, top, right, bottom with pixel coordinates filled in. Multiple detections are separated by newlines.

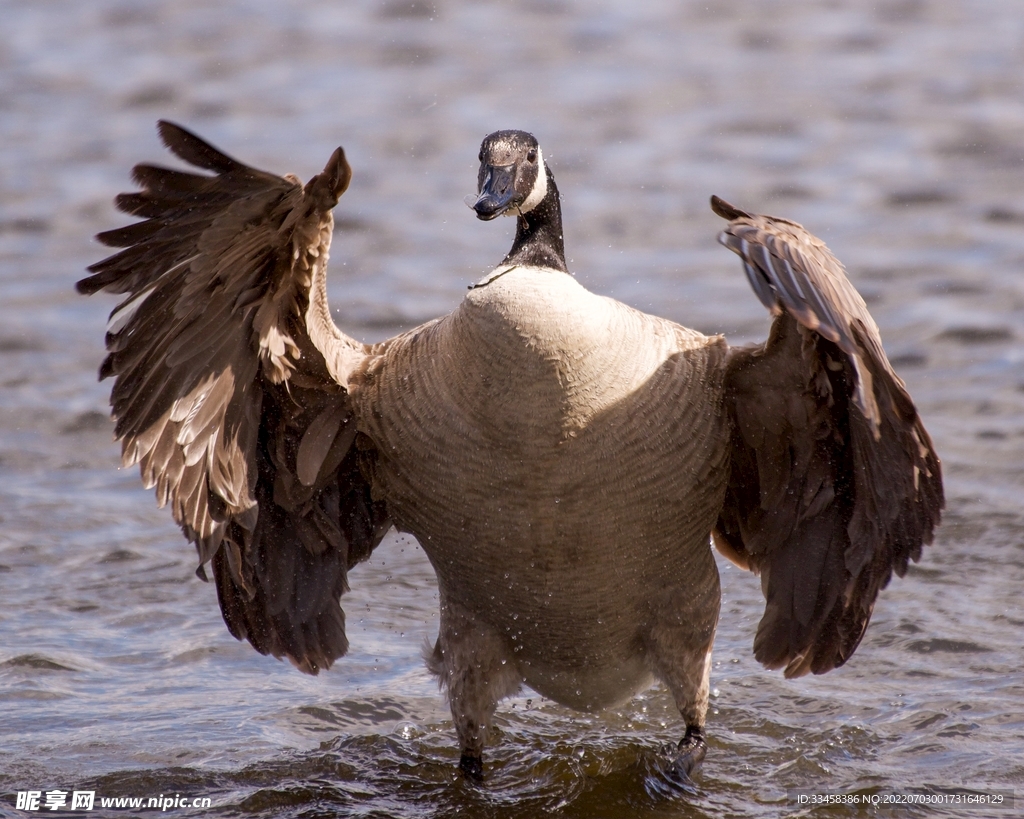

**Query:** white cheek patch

left=517, top=147, right=548, bottom=215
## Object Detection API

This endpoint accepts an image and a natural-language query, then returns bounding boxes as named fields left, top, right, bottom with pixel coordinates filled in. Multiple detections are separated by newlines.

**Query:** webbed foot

left=674, top=724, right=707, bottom=778
left=645, top=725, right=707, bottom=797
left=458, top=752, right=484, bottom=782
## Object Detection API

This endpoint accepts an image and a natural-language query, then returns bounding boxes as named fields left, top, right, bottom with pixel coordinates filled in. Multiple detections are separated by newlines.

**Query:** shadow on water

left=71, top=729, right=746, bottom=819
left=27, top=681, right=991, bottom=818
left=64, top=698, right=977, bottom=819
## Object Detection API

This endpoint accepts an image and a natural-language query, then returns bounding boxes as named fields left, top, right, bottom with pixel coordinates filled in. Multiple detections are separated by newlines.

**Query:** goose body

left=356, top=266, right=727, bottom=712
left=80, top=123, right=943, bottom=782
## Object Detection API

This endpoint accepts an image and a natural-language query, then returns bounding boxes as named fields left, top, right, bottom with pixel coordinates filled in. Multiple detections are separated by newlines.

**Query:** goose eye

left=526, top=149, right=537, bottom=163
left=478, top=151, right=484, bottom=162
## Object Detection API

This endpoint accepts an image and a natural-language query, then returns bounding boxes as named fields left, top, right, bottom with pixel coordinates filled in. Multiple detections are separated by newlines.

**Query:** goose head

left=467, top=130, right=549, bottom=221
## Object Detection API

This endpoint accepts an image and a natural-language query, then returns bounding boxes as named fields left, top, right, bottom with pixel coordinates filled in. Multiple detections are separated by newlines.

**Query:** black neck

left=502, top=169, right=568, bottom=273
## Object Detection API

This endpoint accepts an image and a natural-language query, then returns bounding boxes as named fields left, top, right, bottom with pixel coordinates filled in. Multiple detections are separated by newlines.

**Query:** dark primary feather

left=711, top=196, right=943, bottom=678
left=157, top=118, right=247, bottom=173
left=79, top=122, right=389, bottom=673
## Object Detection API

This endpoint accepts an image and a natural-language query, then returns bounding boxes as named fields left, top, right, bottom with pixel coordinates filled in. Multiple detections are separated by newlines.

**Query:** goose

left=79, top=122, right=943, bottom=783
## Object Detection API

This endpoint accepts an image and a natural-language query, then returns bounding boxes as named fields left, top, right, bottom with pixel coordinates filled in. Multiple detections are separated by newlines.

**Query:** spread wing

left=78, top=121, right=391, bottom=673
left=710, top=195, right=943, bottom=678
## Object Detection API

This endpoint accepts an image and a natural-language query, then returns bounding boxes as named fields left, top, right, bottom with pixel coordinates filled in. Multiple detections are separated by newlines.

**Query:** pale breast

left=352, top=267, right=730, bottom=694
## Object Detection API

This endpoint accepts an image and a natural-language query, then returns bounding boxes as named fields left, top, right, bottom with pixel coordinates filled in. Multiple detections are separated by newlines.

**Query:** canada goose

left=79, top=123, right=942, bottom=783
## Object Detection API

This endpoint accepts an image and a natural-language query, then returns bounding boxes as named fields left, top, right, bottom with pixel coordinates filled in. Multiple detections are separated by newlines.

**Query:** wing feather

left=711, top=195, right=943, bottom=678
left=79, top=121, right=391, bottom=674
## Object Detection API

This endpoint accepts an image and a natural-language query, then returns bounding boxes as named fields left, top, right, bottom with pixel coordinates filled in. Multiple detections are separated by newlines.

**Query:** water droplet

left=712, top=687, right=721, bottom=698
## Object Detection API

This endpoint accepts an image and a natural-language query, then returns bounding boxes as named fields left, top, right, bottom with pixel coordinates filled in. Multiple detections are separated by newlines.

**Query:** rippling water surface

left=2, top=1, right=1023, bottom=816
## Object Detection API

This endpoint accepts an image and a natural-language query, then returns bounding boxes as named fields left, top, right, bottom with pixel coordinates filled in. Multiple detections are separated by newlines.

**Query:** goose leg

left=653, top=641, right=714, bottom=787
left=426, top=596, right=522, bottom=780
left=644, top=569, right=720, bottom=787
left=647, top=641, right=714, bottom=791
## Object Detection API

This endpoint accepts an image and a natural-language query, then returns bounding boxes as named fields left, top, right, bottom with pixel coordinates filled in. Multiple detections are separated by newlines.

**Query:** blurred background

left=1, top=1, right=1022, bottom=817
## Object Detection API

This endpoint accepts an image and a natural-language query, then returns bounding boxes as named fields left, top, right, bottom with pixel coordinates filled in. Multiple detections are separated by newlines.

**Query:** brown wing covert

left=711, top=196, right=943, bottom=678
left=79, top=122, right=390, bottom=673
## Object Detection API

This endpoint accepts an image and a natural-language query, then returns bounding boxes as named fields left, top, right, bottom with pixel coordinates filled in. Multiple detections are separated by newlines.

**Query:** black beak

left=469, top=164, right=517, bottom=221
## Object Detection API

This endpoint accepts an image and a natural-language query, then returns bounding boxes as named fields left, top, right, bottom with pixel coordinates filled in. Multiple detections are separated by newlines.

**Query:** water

left=2, top=0, right=1023, bottom=816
